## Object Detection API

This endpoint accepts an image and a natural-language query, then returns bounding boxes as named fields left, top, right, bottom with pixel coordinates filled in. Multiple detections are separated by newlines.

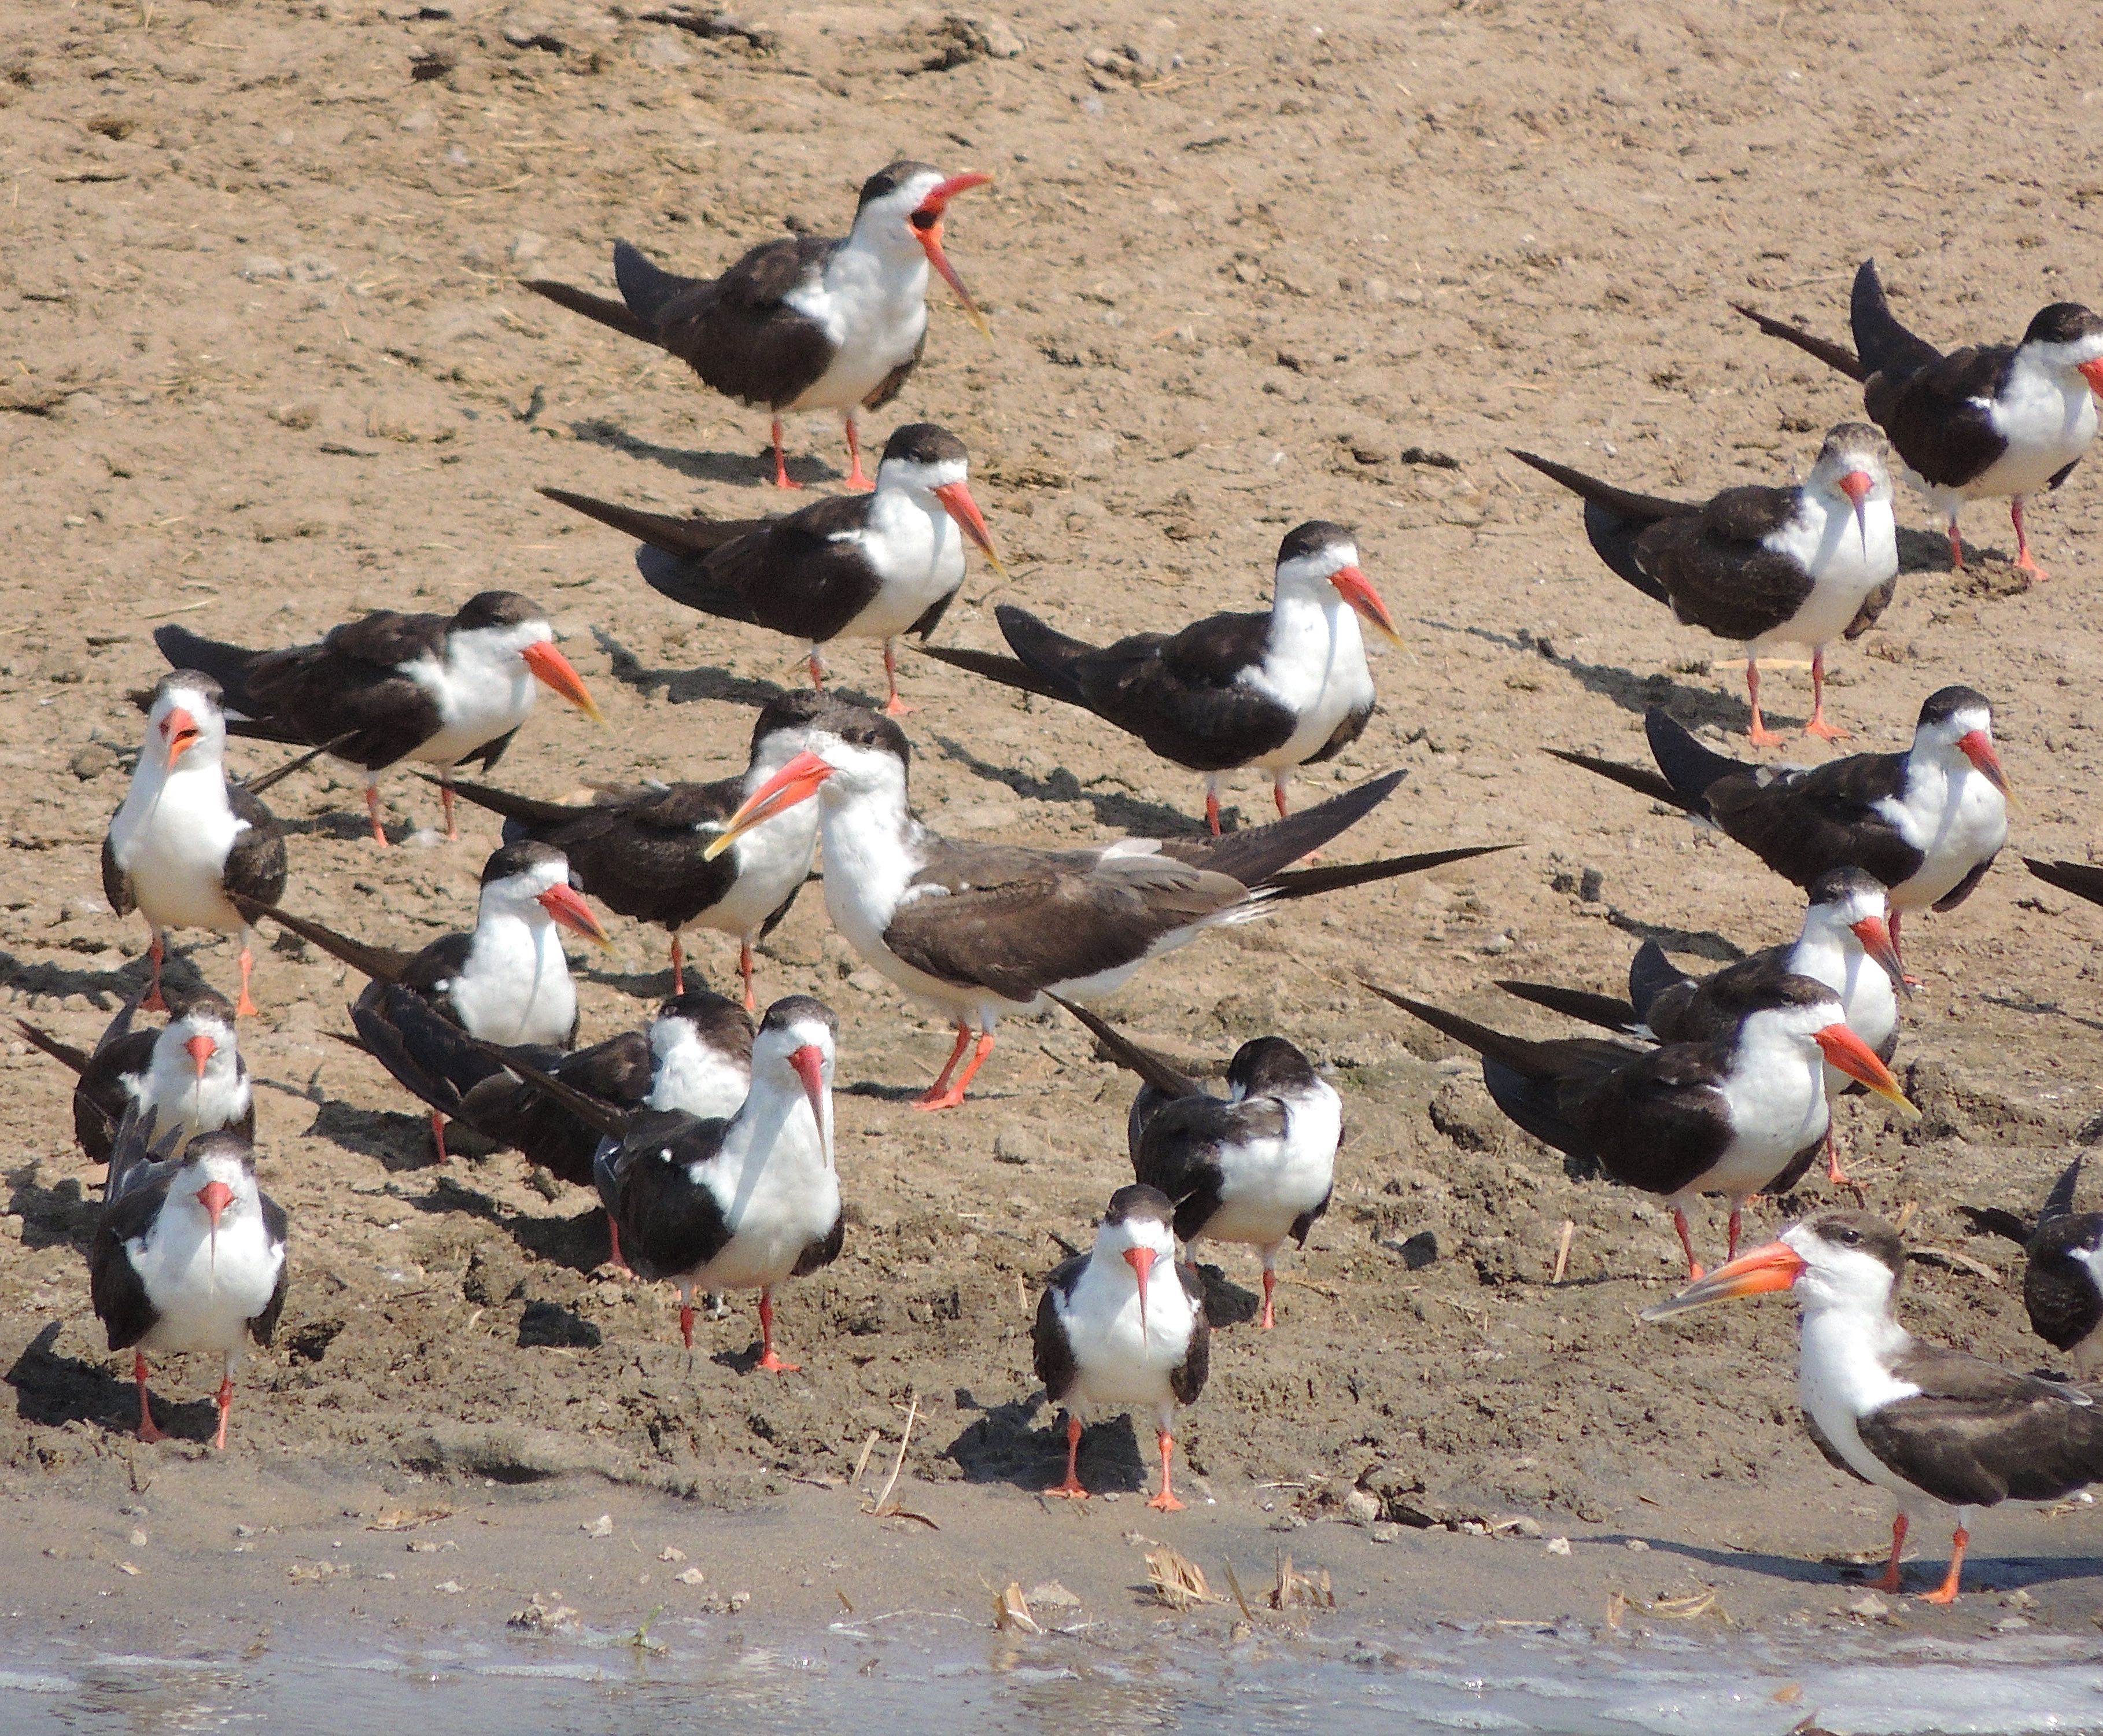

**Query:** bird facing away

left=1053, top=996, right=1338, bottom=1330
left=525, top=161, right=992, bottom=489
left=1646, top=1210, right=2103, bottom=1605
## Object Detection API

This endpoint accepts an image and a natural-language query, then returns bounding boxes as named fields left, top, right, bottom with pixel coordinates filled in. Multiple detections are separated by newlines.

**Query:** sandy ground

left=5, top=0, right=2103, bottom=1656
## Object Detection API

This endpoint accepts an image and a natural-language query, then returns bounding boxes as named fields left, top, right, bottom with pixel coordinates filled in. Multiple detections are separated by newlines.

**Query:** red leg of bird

left=1726, top=1207, right=1743, bottom=1263
left=1045, top=1413, right=1088, bottom=1500
left=842, top=414, right=873, bottom=492
left=739, top=940, right=756, bottom=1013
left=1946, top=515, right=1964, bottom=573
left=606, top=1217, right=628, bottom=1274
left=1672, top=1206, right=1704, bottom=1282
left=769, top=419, right=803, bottom=491
left=916, top=1031, right=994, bottom=1112
left=430, top=1111, right=449, bottom=1162
left=133, top=1352, right=165, bottom=1444
left=440, top=778, right=459, bottom=842
left=235, top=942, right=259, bottom=1019
left=1889, top=911, right=1921, bottom=988
left=142, top=931, right=168, bottom=1014
left=678, top=1298, right=695, bottom=1350
left=365, top=785, right=389, bottom=846
left=1148, top=1429, right=1186, bottom=1513
left=2010, top=496, right=2047, bottom=582
left=668, top=933, right=685, bottom=997
left=882, top=640, right=915, bottom=717
left=914, top=1024, right=975, bottom=1107
left=1744, top=659, right=1783, bottom=749
left=1922, top=1526, right=1968, bottom=1605
left=1260, top=1267, right=1277, bottom=1330
left=1274, top=776, right=1290, bottom=819
left=1803, top=649, right=1850, bottom=741
left=1875, top=1512, right=1908, bottom=1594
left=754, top=1288, right=800, bottom=1373
left=1204, top=781, right=1223, bottom=838
left=806, top=650, right=827, bottom=691
left=212, top=1374, right=235, bottom=1451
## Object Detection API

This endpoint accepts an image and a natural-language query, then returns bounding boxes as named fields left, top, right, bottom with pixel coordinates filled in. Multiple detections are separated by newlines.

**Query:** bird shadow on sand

left=1978, top=992, right=2103, bottom=1039
left=396, top=1175, right=613, bottom=1274
left=302, top=1100, right=441, bottom=1173
left=569, top=417, right=842, bottom=491
left=5, top=1163, right=97, bottom=1252
left=1193, top=1263, right=1261, bottom=1328
left=5, top=1319, right=219, bottom=1444
left=0, top=946, right=190, bottom=1010
left=924, top=731, right=1211, bottom=838
left=589, top=626, right=788, bottom=712
left=944, top=1390, right=1154, bottom=1498
left=1594, top=1531, right=2103, bottom=1594
left=1600, top=909, right=1751, bottom=967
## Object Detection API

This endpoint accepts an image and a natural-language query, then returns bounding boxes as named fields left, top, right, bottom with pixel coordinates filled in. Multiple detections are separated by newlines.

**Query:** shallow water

left=9, top=1617, right=2103, bottom=1735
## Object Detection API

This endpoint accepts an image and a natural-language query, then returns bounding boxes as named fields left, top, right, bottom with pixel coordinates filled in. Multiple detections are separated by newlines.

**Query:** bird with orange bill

left=154, top=593, right=603, bottom=846
left=547, top=423, right=1002, bottom=716
left=1364, top=974, right=1917, bottom=1278
left=1033, top=1184, right=1209, bottom=1512
left=702, top=706, right=1507, bottom=1110
left=104, top=673, right=289, bottom=1015
left=1645, top=1209, right=2103, bottom=1606
left=526, top=161, right=993, bottom=490
left=920, top=520, right=1399, bottom=833
left=1552, top=686, right=2009, bottom=971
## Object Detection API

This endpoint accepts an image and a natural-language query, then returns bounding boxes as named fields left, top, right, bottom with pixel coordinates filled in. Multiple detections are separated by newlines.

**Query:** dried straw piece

left=1144, top=1543, right=1222, bottom=1610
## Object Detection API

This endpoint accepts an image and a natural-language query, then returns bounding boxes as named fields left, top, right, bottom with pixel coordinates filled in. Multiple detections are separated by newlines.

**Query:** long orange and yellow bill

left=703, top=749, right=836, bottom=862
left=1640, top=1238, right=1807, bottom=1322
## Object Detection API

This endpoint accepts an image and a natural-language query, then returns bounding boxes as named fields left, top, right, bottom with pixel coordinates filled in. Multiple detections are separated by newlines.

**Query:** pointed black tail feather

left=912, top=642, right=1075, bottom=703
left=1731, top=302, right=1865, bottom=382
left=1356, top=981, right=1550, bottom=1077
left=14, top=1019, right=89, bottom=1077
left=2025, top=857, right=2103, bottom=912
left=1848, top=258, right=1942, bottom=382
left=522, top=275, right=657, bottom=346
left=1179, top=771, right=1405, bottom=884
left=994, top=605, right=1097, bottom=707
left=611, top=240, right=696, bottom=329
left=153, top=625, right=286, bottom=733
left=460, top=1033, right=632, bottom=1140
left=242, top=731, right=360, bottom=797
left=1627, top=938, right=1695, bottom=1020
left=539, top=487, right=752, bottom=558
left=1493, top=979, right=1644, bottom=1035
left=1507, top=450, right=1682, bottom=600
left=1643, top=709, right=1746, bottom=810
left=1545, top=747, right=1692, bottom=814
left=419, top=772, right=579, bottom=833
left=2039, top=1153, right=2087, bottom=1233
left=1259, top=841, right=1517, bottom=902
left=1048, top=994, right=1203, bottom=1100
left=1955, top=1203, right=2034, bottom=1246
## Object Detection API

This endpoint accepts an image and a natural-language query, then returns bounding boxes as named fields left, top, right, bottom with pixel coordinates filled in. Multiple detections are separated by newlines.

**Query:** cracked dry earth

left=3, top=0, right=2103, bottom=1643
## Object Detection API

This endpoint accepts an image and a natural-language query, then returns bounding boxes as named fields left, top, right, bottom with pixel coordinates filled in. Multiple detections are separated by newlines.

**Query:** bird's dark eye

left=1838, top=1228, right=1861, bottom=1245
left=910, top=209, right=938, bottom=231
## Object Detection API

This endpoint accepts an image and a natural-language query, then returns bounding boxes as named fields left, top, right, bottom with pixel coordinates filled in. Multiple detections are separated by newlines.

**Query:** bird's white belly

left=1875, top=772, right=2006, bottom=911
left=1707, top=1051, right=1827, bottom=1198
left=131, top=1218, right=280, bottom=1359
left=700, top=805, right=820, bottom=939
left=1750, top=504, right=1899, bottom=653
left=1060, top=1297, right=1187, bottom=1415
left=1798, top=1311, right=1934, bottom=1510
left=113, top=774, right=246, bottom=933
left=785, top=271, right=928, bottom=414
left=684, top=1167, right=839, bottom=1292
left=839, top=507, right=964, bottom=642
left=409, top=672, right=537, bottom=772
left=1967, top=378, right=2098, bottom=500
left=448, top=924, right=576, bottom=1045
